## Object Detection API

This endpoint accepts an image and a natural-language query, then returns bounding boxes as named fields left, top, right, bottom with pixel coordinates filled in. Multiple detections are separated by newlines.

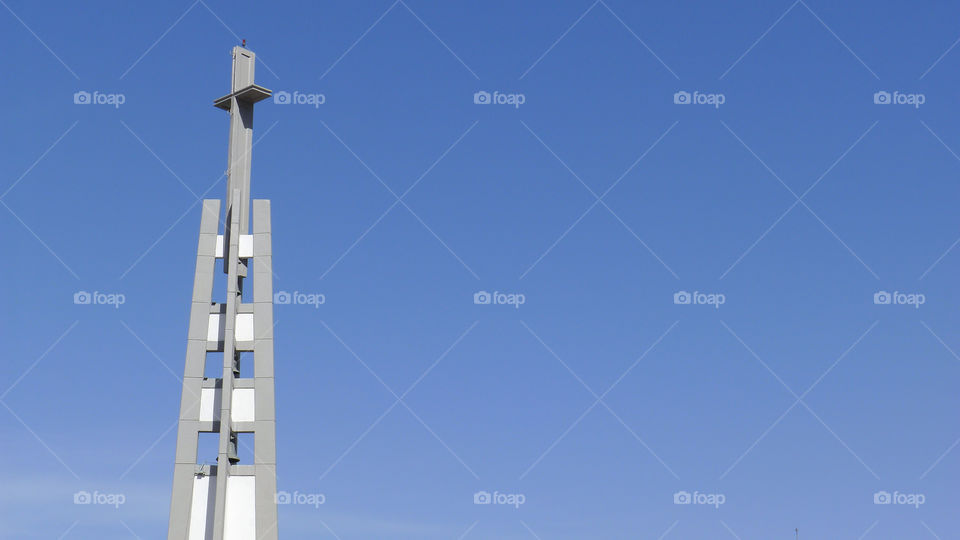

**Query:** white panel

left=188, top=474, right=216, bottom=540
left=198, top=387, right=221, bottom=422
left=209, top=313, right=255, bottom=343
left=231, top=388, right=255, bottom=422
left=235, top=313, right=255, bottom=342
left=223, top=475, right=256, bottom=540
left=239, top=235, right=253, bottom=258
left=216, top=235, right=253, bottom=258
left=207, top=313, right=223, bottom=343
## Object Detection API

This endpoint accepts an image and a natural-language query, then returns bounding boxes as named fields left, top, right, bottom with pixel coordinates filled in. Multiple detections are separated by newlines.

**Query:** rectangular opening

left=236, top=432, right=255, bottom=465
left=238, top=351, right=254, bottom=378
left=213, top=259, right=227, bottom=304
left=216, top=241, right=253, bottom=304
left=204, top=351, right=224, bottom=379
left=197, top=432, right=220, bottom=466
left=240, top=274, right=251, bottom=303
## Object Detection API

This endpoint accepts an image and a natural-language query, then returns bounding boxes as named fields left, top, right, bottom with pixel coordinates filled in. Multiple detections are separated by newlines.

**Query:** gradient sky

left=1, top=1, right=959, bottom=538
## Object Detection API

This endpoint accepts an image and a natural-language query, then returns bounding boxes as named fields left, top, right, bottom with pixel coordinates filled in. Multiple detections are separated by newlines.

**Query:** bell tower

left=167, top=46, right=279, bottom=540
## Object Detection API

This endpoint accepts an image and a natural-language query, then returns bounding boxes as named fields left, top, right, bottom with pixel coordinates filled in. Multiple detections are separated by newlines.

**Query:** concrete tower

left=167, top=46, right=278, bottom=540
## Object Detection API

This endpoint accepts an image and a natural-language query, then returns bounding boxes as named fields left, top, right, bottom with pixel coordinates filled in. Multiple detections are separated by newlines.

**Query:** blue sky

left=1, top=0, right=959, bottom=538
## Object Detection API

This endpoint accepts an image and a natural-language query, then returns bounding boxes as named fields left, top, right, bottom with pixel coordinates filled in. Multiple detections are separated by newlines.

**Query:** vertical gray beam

left=225, top=48, right=256, bottom=235
left=252, top=199, right=278, bottom=540
left=212, top=189, right=242, bottom=540
left=167, top=199, right=220, bottom=540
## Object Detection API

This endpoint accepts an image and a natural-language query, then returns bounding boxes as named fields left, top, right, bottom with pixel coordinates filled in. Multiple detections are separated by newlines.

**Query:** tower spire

left=213, top=46, right=271, bottom=235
